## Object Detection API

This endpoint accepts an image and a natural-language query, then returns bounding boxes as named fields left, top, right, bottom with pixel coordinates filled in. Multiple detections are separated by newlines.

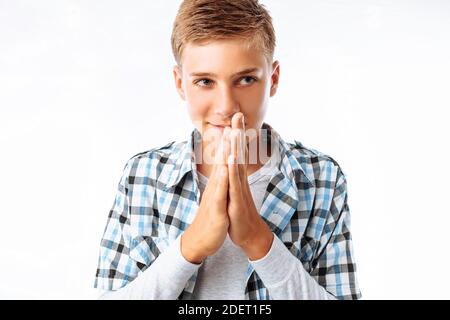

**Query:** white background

left=1, top=0, right=449, bottom=299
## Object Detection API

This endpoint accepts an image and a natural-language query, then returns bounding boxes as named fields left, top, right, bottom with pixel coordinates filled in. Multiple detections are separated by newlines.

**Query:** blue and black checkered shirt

left=94, top=122, right=361, bottom=300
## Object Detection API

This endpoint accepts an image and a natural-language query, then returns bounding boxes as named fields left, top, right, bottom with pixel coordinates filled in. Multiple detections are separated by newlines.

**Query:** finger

left=231, top=113, right=243, bottom=162
left=230, top=113, right=248, bottom=186
left=232, top=112, right=244, bottom=130
left=234, top=114, right=246, bottom=162
left=211, top=127, right=230, bottom=182
left=230, top=128, right=238, bottom=160
left=230, top=129, right=245, bottom=182
left=228, top=131, right=242, bottom=200
left=213, top=134, right=222, bottom=167
left=240, top=115, right=248, bottom=169
left=214, top=165, right=229, bottom=203
left=244, top=137, right=249, bottom=172
left=236, top=125, right=247, bottom=184
left=222, top=126, right=231, bottom=165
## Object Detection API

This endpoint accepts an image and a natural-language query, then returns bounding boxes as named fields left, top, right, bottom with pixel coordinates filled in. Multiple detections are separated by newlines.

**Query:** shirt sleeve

left=251, top=166, right=361, bottom=300
left=93, top=159, right=201, bottom=299
left=308, top=166, right=362, bottom=300
left=94, top=160, right=136, bottom=291
left=98, top=234, right=202, bottom=300
left=250, top=234, right=337, bottom=300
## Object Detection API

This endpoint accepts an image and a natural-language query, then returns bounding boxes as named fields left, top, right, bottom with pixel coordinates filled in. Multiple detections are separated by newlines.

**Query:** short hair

left=171, top=0, right=276, bottom=67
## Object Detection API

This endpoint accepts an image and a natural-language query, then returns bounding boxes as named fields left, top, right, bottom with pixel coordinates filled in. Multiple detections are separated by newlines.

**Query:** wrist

left=180, top=233, right=205, bottom=264
left=241, top=223, right=274, bottom=261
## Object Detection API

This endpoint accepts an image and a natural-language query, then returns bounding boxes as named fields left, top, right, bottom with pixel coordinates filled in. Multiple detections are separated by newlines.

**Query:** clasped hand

left=181, top=113, right=274, bottom=264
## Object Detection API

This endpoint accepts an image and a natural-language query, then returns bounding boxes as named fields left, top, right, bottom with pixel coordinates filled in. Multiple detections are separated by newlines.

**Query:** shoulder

left=120, top=140, right=187, bottom=180
left=288, top=139, right=348, bottom=187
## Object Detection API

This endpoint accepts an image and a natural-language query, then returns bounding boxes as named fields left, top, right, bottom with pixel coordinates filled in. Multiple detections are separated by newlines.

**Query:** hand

left=226, top=113, right=274, bottom=260
left=180, top=128, right=231, bottom=264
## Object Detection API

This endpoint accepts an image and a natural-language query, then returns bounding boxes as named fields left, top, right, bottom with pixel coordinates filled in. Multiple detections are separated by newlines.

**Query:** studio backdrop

left=0, top=0, right=449, bottom=299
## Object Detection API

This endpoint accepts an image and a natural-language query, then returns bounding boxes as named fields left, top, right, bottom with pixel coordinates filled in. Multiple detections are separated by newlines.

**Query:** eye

left=238, top=76, right=257, bottom=86
left=194, top=79, right=214, bottom=87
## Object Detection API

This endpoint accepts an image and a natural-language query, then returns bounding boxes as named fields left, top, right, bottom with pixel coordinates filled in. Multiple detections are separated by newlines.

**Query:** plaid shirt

left=94, top=122, right=361, bottom=300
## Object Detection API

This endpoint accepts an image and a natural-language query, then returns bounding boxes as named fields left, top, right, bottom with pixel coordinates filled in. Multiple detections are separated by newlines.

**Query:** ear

left=269, top=60, right=280, bottom=97
left=173, top=65, right=186, bottom=101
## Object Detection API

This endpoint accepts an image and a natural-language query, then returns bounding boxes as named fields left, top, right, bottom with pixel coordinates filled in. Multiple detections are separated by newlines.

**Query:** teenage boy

left=94, top=0, right=361, bottom=300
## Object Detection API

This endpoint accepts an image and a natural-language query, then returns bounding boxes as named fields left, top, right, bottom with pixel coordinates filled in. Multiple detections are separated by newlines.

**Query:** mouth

left=206, top=121, right=248, bottom=130
left=208, top=122, right=230, bottom=129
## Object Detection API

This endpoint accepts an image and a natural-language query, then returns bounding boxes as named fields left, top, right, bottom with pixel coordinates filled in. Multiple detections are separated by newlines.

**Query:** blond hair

left=171, top=0, right=276, bottom=66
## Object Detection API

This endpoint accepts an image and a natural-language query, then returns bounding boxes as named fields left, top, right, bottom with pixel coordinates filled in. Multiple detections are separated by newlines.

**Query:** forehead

left=181, top=38, right=268, bottom=74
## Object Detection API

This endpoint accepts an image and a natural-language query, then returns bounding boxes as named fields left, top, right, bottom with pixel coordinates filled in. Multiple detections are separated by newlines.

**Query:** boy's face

left=173, top=38, right=280, bottom=140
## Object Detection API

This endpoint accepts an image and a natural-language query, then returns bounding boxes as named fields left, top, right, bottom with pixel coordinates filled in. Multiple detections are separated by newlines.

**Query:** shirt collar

left=162, top=122, right=315, bottom=190
left=162, top=127, right=201, bottom=191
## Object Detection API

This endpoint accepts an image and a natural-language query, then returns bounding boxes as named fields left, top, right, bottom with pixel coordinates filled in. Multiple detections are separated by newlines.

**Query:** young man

left=94, top=0, right=361, bottom=300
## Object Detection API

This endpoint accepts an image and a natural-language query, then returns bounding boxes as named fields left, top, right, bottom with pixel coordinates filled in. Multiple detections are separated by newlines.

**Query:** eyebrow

left=189, top=67, right=261, bottom=78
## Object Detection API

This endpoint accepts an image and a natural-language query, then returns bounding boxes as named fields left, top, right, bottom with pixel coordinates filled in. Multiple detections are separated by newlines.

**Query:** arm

left=94, top=159, right=200, bottom=299
left=251, top=167, right=361, bottom=300
left=223, top=113, right=336, bottom=298
left=98, top=235, right=201, bottom=300
left=249, top=234, right=337, bottom=300
left=307, top=166, right=361, bottom=300
left=95, top=136, right=231, bottom=299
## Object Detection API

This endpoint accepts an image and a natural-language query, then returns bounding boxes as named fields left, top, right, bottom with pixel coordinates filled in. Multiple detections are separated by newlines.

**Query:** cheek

left=185, top=87, right=211, bottom=120
left=240, top=84, right=269, bottom=127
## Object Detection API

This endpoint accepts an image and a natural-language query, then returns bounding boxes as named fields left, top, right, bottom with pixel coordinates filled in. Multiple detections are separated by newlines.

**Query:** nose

left=214, top=85, right=240, bottom=119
